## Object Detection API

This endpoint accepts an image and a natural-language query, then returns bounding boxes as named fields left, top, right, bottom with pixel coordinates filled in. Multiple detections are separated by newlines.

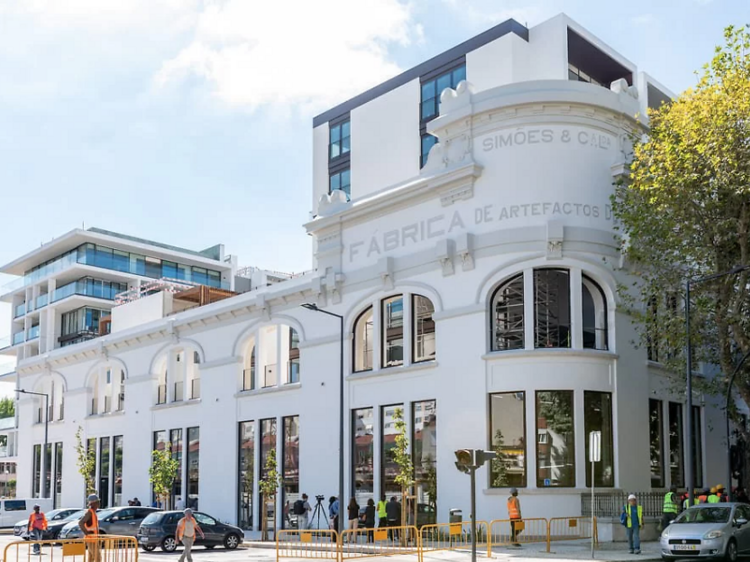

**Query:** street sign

left=589, top=431, right=601, bottom=463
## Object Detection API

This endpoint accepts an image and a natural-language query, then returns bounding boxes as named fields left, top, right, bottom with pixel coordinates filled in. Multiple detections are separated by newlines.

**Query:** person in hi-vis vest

left=79, top=494, right=101, bottom=562
left=507, top=488, right=522, bottom=547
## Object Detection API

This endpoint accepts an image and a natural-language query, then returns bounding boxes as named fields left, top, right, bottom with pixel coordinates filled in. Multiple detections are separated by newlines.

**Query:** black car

left=13, top=508, right=81, bottom=540
left=137, top=510, right=244, bottom=552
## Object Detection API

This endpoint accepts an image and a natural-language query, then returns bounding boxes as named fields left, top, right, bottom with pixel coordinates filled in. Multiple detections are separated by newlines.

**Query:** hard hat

left=88, top=494, right=100, bottom=503
left=510, top=488, right=518, bottom=495
left=33, top=504, right=40, bottom=509
left=710, top=487, right=717, bottom=494
left=184, top=508, right=193, bottom=515
left=717, top=484, right=725, bottom=490
left=628, top=494, right=636, bottom=501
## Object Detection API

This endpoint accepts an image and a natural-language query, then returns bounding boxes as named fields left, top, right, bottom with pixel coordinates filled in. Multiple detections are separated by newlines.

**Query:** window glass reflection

left=352, top=408, right=374, bottom=508
left=382, top=296, right=404, bottom=368
left=490, top=392, right=526, bottom=487
left=584, top=391, right=614, bottom=487
left=536, top=391, right=575, bottom=487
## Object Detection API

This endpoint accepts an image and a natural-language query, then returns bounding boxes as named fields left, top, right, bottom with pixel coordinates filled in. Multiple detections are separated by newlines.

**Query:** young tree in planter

left=258, top=448, right=281, bottom=541
left=613, top=25, right=750, bottom=467
left=75, top=426, right=96, bottom=496
left=392, top=408, right=414, bottom=539
left=149, top=443, right=179, bottom=510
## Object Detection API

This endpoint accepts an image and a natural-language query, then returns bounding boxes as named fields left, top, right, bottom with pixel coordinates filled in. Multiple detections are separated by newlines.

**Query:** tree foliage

left=258, top=448, right=280, bottom=541
left=148, top=443, right=179, bottom=510
left=613, top=26, right=750, bottom=420
left=75, top=427, right=96, bottom=496
left=392, top=407, right=414, bottom=532
left=0, top=397, right=15, bottom=419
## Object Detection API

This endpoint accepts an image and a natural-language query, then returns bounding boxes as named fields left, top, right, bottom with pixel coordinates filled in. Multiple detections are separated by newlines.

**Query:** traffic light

left=455, top=449, right=474, bottom=473
left=475, top=450, right=497, bottom=466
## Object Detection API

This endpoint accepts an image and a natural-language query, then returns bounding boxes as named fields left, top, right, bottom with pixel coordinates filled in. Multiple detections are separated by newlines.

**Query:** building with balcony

left=7, top=13, right=732, bottom=539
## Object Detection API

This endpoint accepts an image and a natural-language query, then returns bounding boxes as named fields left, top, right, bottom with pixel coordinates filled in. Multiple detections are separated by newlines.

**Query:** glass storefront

left=669, top=402, right=684, bottom=487
left=489, top=392, right=526, bottom=487
left=187, top=427, right=200, bottom=510
left=282, top=416, right=300, bottom=529
left=536, top=391, right=575, bottom=487
left=238, top=421, right=255, bottom=530
left=381, top=404, right=404, bottom=498
left=352, top=408, right=374, bottom=507
left=584, top=391, right=614, bottom=487
left=412, top=401, right=437, bottom=526
left=113, top=436, right=123, bottom=506
left=650, top=399, right=664, bottom=488
left=171, top=429, right=183, bottom=507
left=54, top=442, right=63, bottom=508
left=99, top=437, right=110, bottom=508
left=44, top=444, right=52, bottom=500
left=32, top=445, right=41, bottom=499
left=693, top=406, right=703, bottom=488
left=259, top=419, right=276, bottom=528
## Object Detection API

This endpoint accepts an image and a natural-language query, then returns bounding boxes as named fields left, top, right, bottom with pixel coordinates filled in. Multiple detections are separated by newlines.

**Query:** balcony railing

left=288, top=359, right=300, bottom=384
left=103, top=396, right=111, bottom=414
left=12, top=332, right=24, bottom=345
left=14, top=303, right=25, bottom=318
left=58, top=402, right=64, bottom=420
left=263, top=364, right=277, bottom=388
left=157, top=384, right=167, bottom=405
left=90, top=398, right=98, bottom=415
left=36, top=408, right=43, bottom=424
left=116, top=393, right=124, bottom=412
left=173, top=381, right=183, bottom=402
left=52, top=279, right=121, bottom=303
left=36, top=294, right=48, bottom=309
left=191, top=378, right=201, bottom=400
left=242, top=367, right=255, bottom=391
left=27, top=326, right=40, bottom=341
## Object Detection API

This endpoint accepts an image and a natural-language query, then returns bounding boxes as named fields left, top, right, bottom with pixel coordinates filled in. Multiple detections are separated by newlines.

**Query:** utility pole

left=455, top=449, right=496, bottom=562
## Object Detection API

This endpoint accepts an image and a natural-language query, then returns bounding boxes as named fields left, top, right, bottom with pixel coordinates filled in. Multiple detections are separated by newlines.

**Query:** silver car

left=660, top=503, right=750, bottom=561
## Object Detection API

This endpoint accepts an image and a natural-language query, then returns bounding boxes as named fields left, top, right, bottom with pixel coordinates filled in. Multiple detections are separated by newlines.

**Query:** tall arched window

left=353, top=307, right=374, bottom=372
left=189, top=351, right=201, bottom=400
left=582, top=276, right=608, bottom=350
left=491, top=274, right=524, bottom=351
left=243, top=339, right=256, bottom=391
left=90, top=367, right=125, bottom=415
left=382, top=296, right=404, bottom=367
left=534, top=269, right=570, bottom=348
left=412, top=295, right=435, bottom=363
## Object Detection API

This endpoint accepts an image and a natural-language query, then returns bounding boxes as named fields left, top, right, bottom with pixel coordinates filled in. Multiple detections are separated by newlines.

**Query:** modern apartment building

left=7, top=14, right=728, bottom=541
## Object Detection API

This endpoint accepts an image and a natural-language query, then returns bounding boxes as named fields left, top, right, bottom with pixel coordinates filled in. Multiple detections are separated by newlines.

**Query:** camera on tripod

left=315, top=495, right=325, bottom=502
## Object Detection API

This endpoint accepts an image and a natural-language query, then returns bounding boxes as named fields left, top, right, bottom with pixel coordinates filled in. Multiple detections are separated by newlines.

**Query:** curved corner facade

left=7, top=13, right=726, bottom=537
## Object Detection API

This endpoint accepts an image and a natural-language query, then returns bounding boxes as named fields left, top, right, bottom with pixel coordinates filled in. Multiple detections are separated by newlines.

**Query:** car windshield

left=62, top=510, right=86, bottom=521
left=141, top=513, right=161, bottom=525
left=675, top=507, right=732, bottom=524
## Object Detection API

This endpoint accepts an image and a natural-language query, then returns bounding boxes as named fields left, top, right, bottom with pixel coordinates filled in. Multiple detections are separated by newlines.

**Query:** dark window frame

left=490, top=273, right=525, bottom=352
left=489, top=391, right=527, bottom=488
left=353, top=306, right=374, bottom=373
left=412, top=295, right=436, bottom=364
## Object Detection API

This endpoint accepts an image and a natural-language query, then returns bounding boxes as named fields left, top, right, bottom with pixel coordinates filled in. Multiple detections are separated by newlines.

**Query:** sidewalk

left=489, top=540, right=660, bottom=561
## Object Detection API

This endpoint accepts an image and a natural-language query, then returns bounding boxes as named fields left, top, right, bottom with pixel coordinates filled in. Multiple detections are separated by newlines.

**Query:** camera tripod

left=310, top=496, right=330, bottom=530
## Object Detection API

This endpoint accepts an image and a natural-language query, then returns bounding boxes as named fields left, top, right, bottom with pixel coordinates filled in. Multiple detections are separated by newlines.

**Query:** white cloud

left=156, top=0, right=419, bottom=112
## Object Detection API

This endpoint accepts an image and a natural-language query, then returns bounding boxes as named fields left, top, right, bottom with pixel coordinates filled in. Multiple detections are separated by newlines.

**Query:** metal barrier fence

left=547, top=517, right=598, bottom=551
left=3, top=535, right=138, bottom=562
left=340, top=526, right=419, bottom=560
left=582, top=492, right=663, bottom=518
left=418, top=521, right=490, bottom=559
left=489, top=518, right=549, bottom=548
left=276, top=530, right=340, bottom=559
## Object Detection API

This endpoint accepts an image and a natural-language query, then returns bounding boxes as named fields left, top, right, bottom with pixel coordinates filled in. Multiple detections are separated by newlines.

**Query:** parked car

left=137, top=510, right=244, bottom=552
left=660, top=503, right=750, bottom=561
left=58, top=507, right=158, bottom=539
left=14, top=508, right=81, bottom=539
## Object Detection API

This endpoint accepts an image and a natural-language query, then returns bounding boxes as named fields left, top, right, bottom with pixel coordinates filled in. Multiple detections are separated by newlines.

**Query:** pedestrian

left=177, top=508, right=205, bottom=562
left=329, top=496, right=339, bottom=533
left=715, top=484, right=727, bottom=502
left=507, top=487, right=523, bottom=547
left=662, top=486, right=679, bottom=528
left=377, top=495, right=388, bottom=528
left=386, top=496, right=401, bottom=540
left=133, top=497, right=141, bottom=506
left=294, top=494, right=312, bottom=530
left=128, top=499, right=134, bottom=506
left=79, top=494, right=101, bottom=562
left=683, top=491, right=699, bottom=510
left=28, top=504, right=48, bottom=555
left=347, top=497, right=360, bottom=532
left=698, top=488, right=709, bottom=503
left=622, top=494, right=643, bottom=555
left=176, top=496, right=185, bottom=510
left=364, top=499, right=376, bottom=543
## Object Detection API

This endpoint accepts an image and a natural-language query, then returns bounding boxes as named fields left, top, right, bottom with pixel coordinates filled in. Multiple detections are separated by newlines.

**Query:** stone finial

left=317, top=189, right=351, bottom=217
left=439, top=80, right=476, bottom=114
left=610, top=78, right=639, bottom=100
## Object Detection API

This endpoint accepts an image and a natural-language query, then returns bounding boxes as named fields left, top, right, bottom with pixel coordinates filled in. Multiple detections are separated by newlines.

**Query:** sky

left=0, top=0, right=746, bottom=384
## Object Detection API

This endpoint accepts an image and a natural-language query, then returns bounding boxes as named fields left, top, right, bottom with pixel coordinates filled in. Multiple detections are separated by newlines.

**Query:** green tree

left=392, top=407, right=414, bottom=535
left=613, top=26, right=750, bottom=451
left=491, top=429, right=509, bottom=487
left=0, top=397, right=15, bottom=419
left=149, top=443, right=179, bottom=510
left=75, top=426, right=96, bottom=496
left=258, top=448, right=280, bottom=541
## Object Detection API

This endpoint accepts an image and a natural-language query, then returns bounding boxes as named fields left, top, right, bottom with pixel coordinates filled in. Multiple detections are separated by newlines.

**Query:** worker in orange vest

left=78, top=494, right=100, bottom=562
left=507, top=488, right=522, bottom=547
left=698, top=488, right=709, bottom=503
left=28, top=504, right=48, bottom=555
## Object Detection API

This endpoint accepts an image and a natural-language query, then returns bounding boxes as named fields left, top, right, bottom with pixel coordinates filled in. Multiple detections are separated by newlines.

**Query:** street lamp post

left=685, top=264, right=750, bottom=505
left=725, top=348, right=750, bottom=501
left=15, top=389, right=49, bottom=500
left=301, top=303, right=344, bottom=533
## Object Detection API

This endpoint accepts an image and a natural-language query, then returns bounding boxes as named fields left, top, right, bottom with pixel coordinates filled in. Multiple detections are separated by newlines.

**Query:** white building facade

left=7, top=13, right=729, bottom=534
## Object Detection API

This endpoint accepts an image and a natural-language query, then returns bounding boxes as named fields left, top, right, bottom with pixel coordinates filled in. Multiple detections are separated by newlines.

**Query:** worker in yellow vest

left=707, top=487, right=720, bottom=503
left=662, top=486, right=680, bottom=528
left=376, top=495, right=388, bottom=528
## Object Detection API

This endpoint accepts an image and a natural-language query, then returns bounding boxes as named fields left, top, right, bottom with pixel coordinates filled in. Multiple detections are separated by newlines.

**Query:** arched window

left=188, top=351, right=201, bottom=400
left=239, top=323, right=301, bottom=390
left=582, top=276, right=608, bottom=350
left=289, top=328, right=300, bottom=383
left=491, top=274, right=524, bottom=351
left=34, top=375, right=65, bottom=422
left=382, top=296, right=404, bottom=367
left=157, top=364, right=167, bottom=405
left=412, top=295, right=435, bottom=363
left=534, top=269, right=570, bottom=348
left=353, top=307, right=374, bottom=372
left=243, top=339, right=256, bottom=391
left=90, top=367, right=125, bottom=415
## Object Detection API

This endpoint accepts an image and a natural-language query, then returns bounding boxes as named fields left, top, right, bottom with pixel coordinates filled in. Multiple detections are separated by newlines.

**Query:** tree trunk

left=261, top=494, right=268, bottom=541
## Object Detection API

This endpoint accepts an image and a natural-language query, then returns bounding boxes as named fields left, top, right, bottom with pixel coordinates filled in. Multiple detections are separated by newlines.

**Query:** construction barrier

left=340, top=526, right=419, bottom=560
left=547, top=517, right=598, bottom=552
left=3, top=535, right=138, bottom=562
left=418, top=521, right=490, bottom=560
left=276, top=530, right=340, bottom=559
left=489, top=518, right=549, bottom=548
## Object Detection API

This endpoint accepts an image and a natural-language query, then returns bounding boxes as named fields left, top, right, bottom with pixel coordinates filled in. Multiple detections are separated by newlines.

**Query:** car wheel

left=224, top=534, right=240, bottom=550
left=142, top=545, right=156, bottom=552
left=725, top=539, right=738, bottom=562
left=161, top=536, right=178, bottom=552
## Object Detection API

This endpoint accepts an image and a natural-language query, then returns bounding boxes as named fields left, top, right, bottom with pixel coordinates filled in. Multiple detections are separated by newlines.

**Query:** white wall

left=112, top=292, right=171, bottom=333
left=312, top=124, right=330, bottom=213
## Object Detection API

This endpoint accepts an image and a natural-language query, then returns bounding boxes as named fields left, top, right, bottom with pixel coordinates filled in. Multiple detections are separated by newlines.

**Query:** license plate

left=673, top=545, right=698, bottom=551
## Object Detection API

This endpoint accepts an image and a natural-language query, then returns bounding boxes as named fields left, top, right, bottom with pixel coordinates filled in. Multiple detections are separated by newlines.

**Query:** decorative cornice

left=200, top=356, right=243, bottom=370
